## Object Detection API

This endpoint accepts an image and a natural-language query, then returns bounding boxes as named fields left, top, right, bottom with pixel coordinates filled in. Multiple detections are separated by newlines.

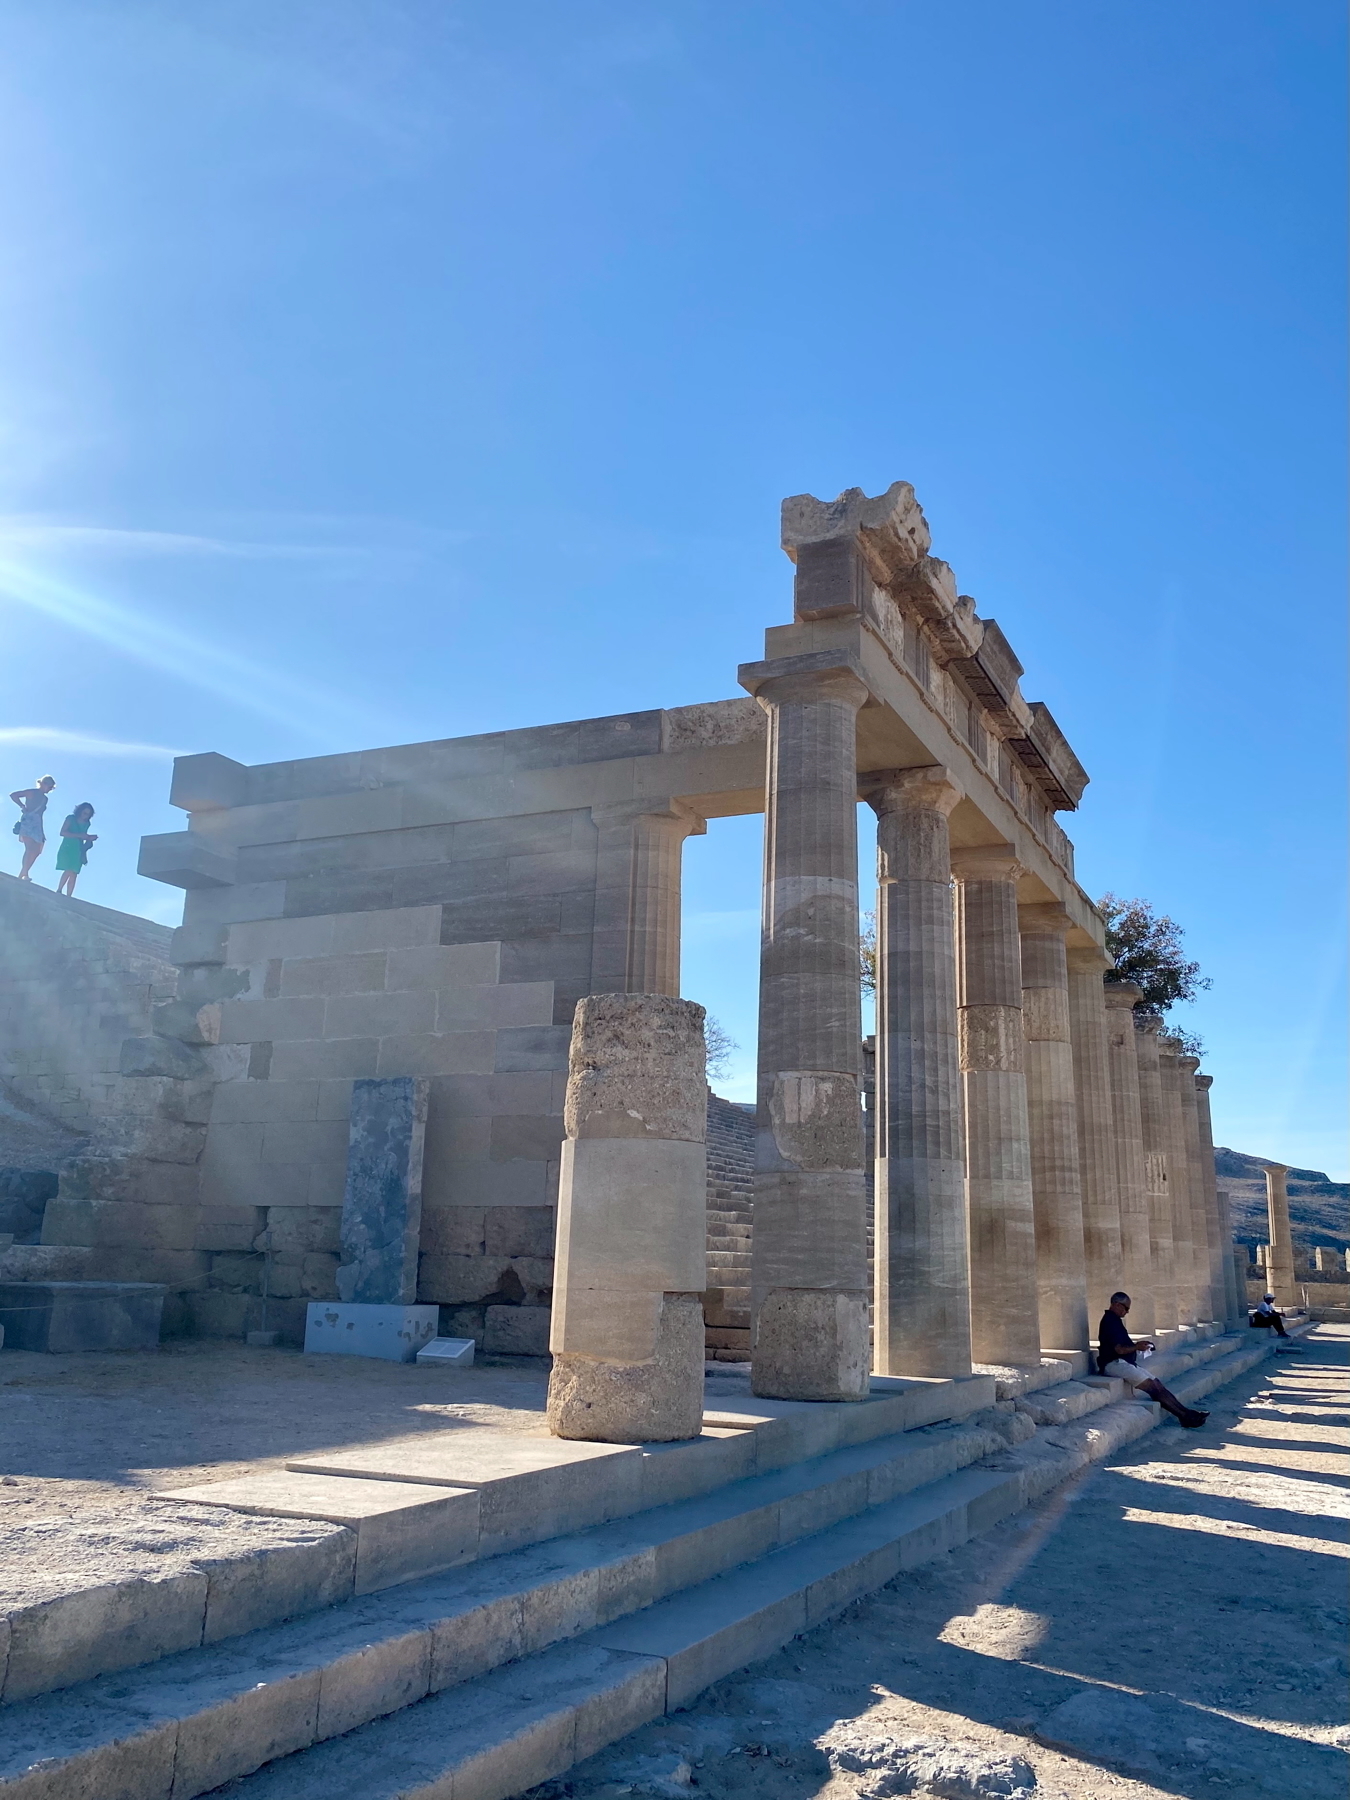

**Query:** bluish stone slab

left=305, top=1302, right=439, bottom=1363
left=336, top=1076, right=429, bottom=1305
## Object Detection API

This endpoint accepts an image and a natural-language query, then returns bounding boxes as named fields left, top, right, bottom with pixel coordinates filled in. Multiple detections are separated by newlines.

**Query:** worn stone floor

left=525, top=1326, right=1350, bottom=1800
left=0, top=1338, right=555, bottom=1517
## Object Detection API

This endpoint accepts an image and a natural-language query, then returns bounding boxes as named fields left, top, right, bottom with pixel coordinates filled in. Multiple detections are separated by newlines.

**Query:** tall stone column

left=1103, top=982, right=1154, bottom=1332
left=863, top=766, right=971, bottom=1379
left=1222, top=1193, right=1249, bottom=1323
left=1067, top=947, right=1122, bottom=1325
left=1018, top=904, right=1088, bottom=1354
left=1133, top=1015, right=1177, bottom=1332
left=1158, top=1038, right=1199, bottom=1324
left=1178, top=1054, right=1219, bottom=1322
left=1263, top=1163, right=1297, bottom=1307
left=592, top=801, right=706, bottom=996
left=951, top=846, right=1039, bottom=1370
left=548, top=993, right=707, bottom=1442
left=1196, top=1075, right=1240, bottom=1324
left=741, top=652, right=870, bottom=1401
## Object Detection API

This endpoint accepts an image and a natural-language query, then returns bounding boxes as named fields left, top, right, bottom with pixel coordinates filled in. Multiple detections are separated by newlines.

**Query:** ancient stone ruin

left=0, top=480, right=1245, bottom=1389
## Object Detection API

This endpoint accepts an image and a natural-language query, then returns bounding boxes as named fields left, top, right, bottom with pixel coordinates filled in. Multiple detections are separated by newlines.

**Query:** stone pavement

left=525, top=1324, right=1349, bottom=1800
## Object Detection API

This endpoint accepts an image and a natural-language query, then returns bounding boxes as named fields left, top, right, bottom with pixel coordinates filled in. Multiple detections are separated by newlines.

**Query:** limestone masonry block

left=549, top=993, right=707, bottom=1443
left=485, top=1304, right=552, bottom=1357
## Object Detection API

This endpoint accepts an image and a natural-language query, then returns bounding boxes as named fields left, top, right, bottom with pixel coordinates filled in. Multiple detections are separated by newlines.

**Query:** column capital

left=591, top=798, right=707, bottom=837
left=860, top=764, right=962, bottom=818
left=1103, top=979, right=1142, bottom=1010
left=1133, top=1012, right=1163, bottom=1038
left=949, top=842, right=1021, bottom=883
left=1178, top=1054, right=1201, bottom=1075
left=738, top=650, right=869, bottom=711
left=1017, top=902, right=1075, bottom=939
left=1195, top=1073, right=1213, bottom=1091
left=1263, top=1162, right=1289, bottom=1177
left=1066, top=943, right=1113, bottom=976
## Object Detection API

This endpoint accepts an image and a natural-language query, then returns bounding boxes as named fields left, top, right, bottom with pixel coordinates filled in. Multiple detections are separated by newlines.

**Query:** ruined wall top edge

left=172, top=699, right=765, bottom=814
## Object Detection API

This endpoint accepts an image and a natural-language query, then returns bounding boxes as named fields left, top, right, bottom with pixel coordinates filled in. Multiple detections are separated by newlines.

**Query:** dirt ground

left=525, top=1326, right=1349, bottom=1800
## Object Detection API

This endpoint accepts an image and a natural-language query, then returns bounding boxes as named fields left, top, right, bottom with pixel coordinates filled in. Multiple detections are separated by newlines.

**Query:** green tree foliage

left=860, top=911, right=877, bottom=997
left=1098, top=893, right=1210, bottom=1020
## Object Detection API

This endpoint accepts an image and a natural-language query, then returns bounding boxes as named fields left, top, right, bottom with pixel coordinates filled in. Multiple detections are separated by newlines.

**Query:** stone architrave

left=592, top=801, right=707, bottom=996
left=1158, top=1038, right=1200, bottom=1325
left=951, top=845, right=1039, bottom=1370
left=1263, top=1164, right=1297, bottom=1308
left=863, top=765, right=971, bottom=1379
left=1194, top=1074, right=1238, bottom=1324
left=1103, top=982, right=1153, bottom=1332
left=1177, top=1054, right=1219, bottom=1322
left=547, top=993, right=707, bottom=1442
left=1133, top=1016, right=1177, bottom=1332
left=739, top=652, right=871, bottom=1402
left=1067, top=946, right=1122, bottom=1325
left=336, top=1077, right=430, bottom=1305
left=1019, top=903, right=1088, bottom=1354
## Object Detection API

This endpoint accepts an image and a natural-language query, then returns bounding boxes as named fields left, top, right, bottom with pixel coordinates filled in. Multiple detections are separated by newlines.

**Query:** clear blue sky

left=0, top=3, right=1343, bottom=1175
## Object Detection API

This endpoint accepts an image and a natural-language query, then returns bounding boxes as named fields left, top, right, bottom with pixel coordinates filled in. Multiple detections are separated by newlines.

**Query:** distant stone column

left=1158, top=1038, right=1200, bottom=1324
left=1067, top=946, right=1122, bottom=1324
left=1194, top=1074, right=1238, bottom=1324
left=1018, top=903, right=1088, bottom=1354
left=741, top=653, right=870, bottom=1401
left=1133, top=1016, right=1178, bottom=1332
left=548, top=993, right=707, bottom=1442
left=1263, top=1163, right=1297, bottom=1308
left=951, top=845, right=1039, bottom=1370
left=592, top=802, right=706, bottom=996
left=863, top=765, right=971, bottom=1379
left=1178, top=1055, right=1219, bottom=1321
left=1226, top=1207, right=1250, bottom=1321
left=1103, top=982, right=1154, bottom=1332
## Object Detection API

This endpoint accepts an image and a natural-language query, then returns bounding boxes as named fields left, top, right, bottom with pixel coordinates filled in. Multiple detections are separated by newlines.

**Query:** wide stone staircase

left=1, top=1319, right=1305, bottom=1800
left=703, top=1093, right=754, bottom=1362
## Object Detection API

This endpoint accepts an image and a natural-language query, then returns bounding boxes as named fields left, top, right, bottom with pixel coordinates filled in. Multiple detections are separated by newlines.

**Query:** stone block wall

left=180, top=902, right=567, bottom=1344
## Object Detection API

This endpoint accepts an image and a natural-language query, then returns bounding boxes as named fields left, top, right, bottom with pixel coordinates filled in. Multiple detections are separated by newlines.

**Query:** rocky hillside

left=1216, top=1146, right=1349, bottom=1259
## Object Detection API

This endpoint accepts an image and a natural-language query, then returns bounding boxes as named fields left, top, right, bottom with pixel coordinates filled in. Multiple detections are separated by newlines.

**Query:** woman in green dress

left=55, top=803, right=97, bottom=896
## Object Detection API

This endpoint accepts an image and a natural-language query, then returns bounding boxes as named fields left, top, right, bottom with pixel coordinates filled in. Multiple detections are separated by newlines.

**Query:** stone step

left=1, top=1389, right=1009, bottom=1797
left=117, top=1331, right=1282, bottom=1800
left=0, top=1372, right=995, bottom=1711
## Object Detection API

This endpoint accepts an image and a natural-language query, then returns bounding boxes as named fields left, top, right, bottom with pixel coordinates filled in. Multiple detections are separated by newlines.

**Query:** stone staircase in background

left=703, top=1093, right=754, bottom=1362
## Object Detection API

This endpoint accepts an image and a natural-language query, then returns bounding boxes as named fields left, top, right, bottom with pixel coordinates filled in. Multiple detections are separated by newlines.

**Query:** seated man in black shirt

left=1096, top=1292, right=1209, bottom=1428
left=1250, top=1293, right=1302, bottom=1349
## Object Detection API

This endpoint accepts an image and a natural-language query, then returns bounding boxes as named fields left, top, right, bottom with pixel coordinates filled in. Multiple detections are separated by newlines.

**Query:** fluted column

left=1196, top=1075, right=1240, bottom=1324
left=1222, top=1192, right=1249, bottom=1323
left=1263, top=1163, right=1297, bottom=1307
left=951, top=845, right=1039, bottom=1370
left=863, top=766, right=970, bottom=1379
left=1134, top=1015, right=1177, bottom=1332
left=742, top=654, right=870, bottom=1401
left=1068, top=947, right=1122, bottom=1325
left=1158, top=1038, right=1200, bottom=1324
left=1178, top=1054, right=1219, bottom=1322
left=1103, top=982, right=1153, bottom=1331
left=1019, top=904, right=1088, bottom=1354
left=592, top=801, right=706, bottom=995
